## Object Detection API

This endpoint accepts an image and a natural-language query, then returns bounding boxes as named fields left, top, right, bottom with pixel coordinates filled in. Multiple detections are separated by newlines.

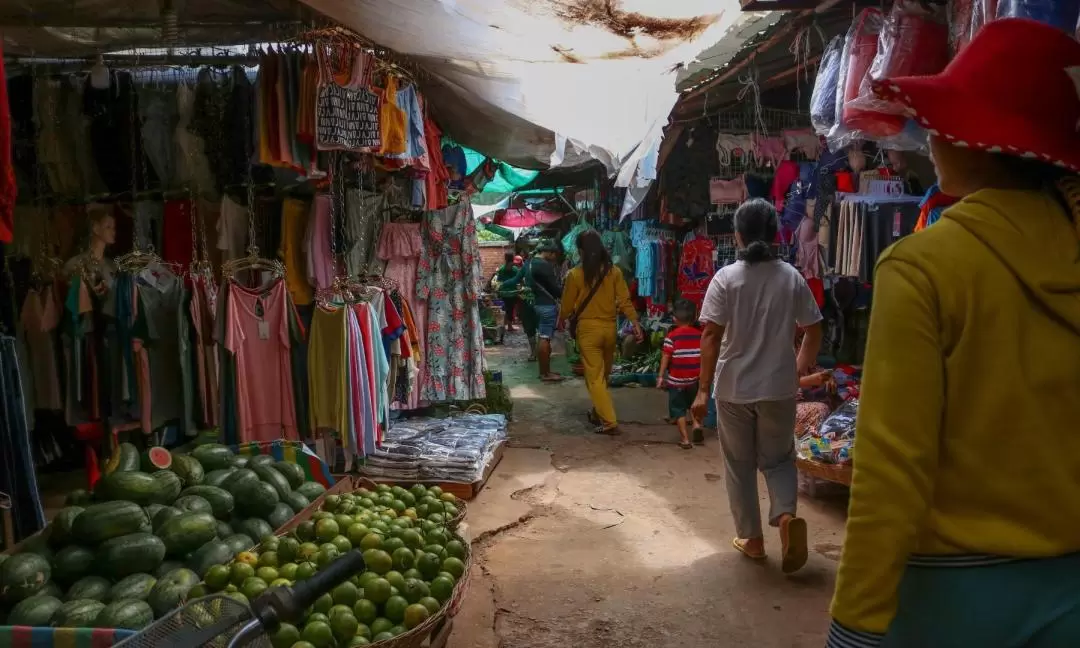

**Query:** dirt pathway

left=448, top=333, right=848, bottom=648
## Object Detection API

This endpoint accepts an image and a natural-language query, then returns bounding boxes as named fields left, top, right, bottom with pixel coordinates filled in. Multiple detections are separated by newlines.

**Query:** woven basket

left=369, top=538, right=473, bottom=648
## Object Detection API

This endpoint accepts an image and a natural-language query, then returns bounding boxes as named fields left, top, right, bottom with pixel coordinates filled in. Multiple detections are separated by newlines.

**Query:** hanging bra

left=752, top=133, right=787, bottom=166
left=716, top=132, right=752, bottom=167
left=710, top=175, right=749, bottom=206
left=783, top=129, right=823, bottom=160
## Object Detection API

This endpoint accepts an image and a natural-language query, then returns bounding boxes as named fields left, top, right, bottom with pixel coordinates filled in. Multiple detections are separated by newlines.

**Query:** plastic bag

left=831, top=4, right=945, bottom=151
left=810, top=36, right=844, bottom=136
left=998, top=0, right=1080, bottom=31
left=950, top=0, right=997, bottom=53
left=827, top=9, right=883, bottom=151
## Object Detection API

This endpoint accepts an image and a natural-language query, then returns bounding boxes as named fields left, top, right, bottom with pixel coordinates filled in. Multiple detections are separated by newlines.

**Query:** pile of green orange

left=192, top=483, right=467, bottom=647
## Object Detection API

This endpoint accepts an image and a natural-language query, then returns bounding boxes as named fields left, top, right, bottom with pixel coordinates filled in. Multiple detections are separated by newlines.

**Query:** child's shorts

left=667, top=382, right=699, bottom=420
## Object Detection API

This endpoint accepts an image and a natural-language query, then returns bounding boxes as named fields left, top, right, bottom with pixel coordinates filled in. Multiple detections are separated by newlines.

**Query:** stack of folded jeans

left=361, top=414, right=507, bottom=483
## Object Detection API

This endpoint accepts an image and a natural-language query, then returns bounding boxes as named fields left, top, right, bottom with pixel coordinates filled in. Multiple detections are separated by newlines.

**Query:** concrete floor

left=449, top=332, right=849, bottom=648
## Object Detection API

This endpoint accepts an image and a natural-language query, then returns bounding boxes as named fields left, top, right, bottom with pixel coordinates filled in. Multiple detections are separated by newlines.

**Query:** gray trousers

left=716, top=398, right=798, bottom=539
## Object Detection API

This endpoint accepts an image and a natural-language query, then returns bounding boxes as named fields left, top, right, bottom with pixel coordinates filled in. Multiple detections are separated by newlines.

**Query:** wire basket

left=372, top=545, right=473, bottom=648
left=114, top=595, right=261, bottom=648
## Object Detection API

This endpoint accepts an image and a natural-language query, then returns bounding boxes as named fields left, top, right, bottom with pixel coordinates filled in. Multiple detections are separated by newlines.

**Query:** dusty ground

left=448, top=332, right=849, bottom=648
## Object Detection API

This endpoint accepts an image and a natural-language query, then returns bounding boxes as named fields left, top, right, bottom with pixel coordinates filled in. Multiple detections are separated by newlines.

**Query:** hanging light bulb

left=89, top=53, right=110, bottom=90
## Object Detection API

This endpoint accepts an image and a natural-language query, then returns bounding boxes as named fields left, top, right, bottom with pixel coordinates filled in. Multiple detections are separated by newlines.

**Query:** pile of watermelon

left=0, top=443, right=328, bottom=631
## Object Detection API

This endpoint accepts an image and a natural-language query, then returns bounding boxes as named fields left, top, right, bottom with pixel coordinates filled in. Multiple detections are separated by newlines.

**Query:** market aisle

left=449, top=333, right=848, bottom=648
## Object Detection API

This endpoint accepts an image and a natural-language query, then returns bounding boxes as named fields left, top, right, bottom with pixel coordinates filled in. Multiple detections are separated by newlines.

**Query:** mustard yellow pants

left=576, top=319, right=617, bottom=427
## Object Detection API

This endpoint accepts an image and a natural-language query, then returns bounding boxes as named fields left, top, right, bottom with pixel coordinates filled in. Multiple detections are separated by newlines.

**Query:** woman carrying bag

left=560, top=230, right=643, bottom=435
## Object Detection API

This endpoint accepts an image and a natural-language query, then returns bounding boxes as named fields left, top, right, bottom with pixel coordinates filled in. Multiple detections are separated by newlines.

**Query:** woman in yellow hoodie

left=828, top=19, right=1080, bottom=647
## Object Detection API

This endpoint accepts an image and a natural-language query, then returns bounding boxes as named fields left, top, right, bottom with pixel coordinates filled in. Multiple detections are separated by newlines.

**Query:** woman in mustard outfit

left=560, top=230, right=642, bottom=434
left=827, top=19, right=1080, bottom=647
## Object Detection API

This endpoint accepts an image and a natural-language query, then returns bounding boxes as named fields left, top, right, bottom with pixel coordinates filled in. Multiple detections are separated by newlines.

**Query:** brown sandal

left=594, top=424, right=621, bottom=436
left=732, top=537, right=767, bottom=560
left=780, top=516, right=808, bottom=574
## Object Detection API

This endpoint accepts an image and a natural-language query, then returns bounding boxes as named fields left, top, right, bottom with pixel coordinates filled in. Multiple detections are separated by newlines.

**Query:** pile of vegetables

left=0, top=442, right=329, bottom=631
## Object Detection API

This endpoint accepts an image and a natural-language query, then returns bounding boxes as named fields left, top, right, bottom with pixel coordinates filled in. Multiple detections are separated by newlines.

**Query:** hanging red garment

left=0, top=43, right=15, bottom=243
left=677, top=237, right=716, bottom=308
left=421, top=98, right=449, bottom=210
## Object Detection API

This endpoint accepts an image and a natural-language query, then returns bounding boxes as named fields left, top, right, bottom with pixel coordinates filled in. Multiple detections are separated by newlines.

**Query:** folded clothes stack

left=361, top=414, right=508, bottom=483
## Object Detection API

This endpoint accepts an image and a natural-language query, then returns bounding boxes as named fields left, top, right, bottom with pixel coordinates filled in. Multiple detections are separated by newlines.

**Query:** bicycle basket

left=114, top=594, right=269, bottom=648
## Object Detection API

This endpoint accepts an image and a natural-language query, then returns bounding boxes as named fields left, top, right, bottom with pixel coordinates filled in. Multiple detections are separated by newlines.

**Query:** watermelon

left=96, top=532, right=167, bottom=579
left=152, top=506, right=183, bottom=532
left=204, top=468, right=236, bottom=488
left=52, top=598, right=106, bottom=627
left=154, top=561, right=184, bottom=579
left=65, top=576, right=111, bottom=602
left=147, top=568, right=199, bottom=618
left=235, top=481, right=280, bottom=519
left=223, top=534, right=255, bottom=555
left=107, top=573, right=157, bottom=602
left=72, top=500, right=151, bottom=545
left=7, top=594, right=63, bottom=626
left=284, top=491, right=311, bottom=513
left=95, top=599, right=153, bottom=630
left=190, top=444, right=234, bottom=471
left=221, top=468, right=259, bottom=494
left=169, top=454, right=205, bottom=487
left=104, top=442, right=141, bottom=475
left=296, top=482, right=327, bottom=501
left=267, top=503, right=295, bottom=531
left=248, top=455, right=275, bottom=469
left=173, top=495, right=213, bottom=515
left=235, top=519, right=273, bottom=543
left=0, top=552, right=51, bottom=603
left=215, top=520, right=234, bottom=538
left=273, top=462, right=307, bottom=489
left=149, top=470, right=183, bottom=505
left=187, top=539, right=234, bottom=578
left=158, top=512, right=218, bottom=558
left=95, top=471, right=167, bottom=506
left=52, top=545, right=96, bottom=585
left=252, top=464, right=292, bottom=500
left=140, top=446, right=173, bottom=473
left=229, top=456, right=249, bottom=468
left=17, top=535, right=54, bottom=562
left=41, top=581, right=64, bottom=598
left=180, top=486, right=235, bottom=520
left=49, top=506, right=85, bottom=547
left=65, top=489, right=95, bottom=507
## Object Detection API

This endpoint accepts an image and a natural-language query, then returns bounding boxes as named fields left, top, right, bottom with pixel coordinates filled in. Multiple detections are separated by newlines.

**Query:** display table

left=796, top=457, right=852, bottom=497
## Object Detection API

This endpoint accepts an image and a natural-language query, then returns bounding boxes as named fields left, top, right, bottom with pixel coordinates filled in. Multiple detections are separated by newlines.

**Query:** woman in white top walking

left=692, top=198, right=823, bottom=573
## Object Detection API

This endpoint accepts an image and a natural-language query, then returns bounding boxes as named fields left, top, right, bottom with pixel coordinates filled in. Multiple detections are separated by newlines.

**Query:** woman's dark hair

left=734, top=198, right=778, bottom=264
left=575, top=230, right=611, bottom=285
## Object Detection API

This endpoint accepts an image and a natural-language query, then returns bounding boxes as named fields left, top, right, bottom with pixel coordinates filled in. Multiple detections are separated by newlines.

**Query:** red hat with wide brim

left=872, top=18, right=1080, bottom=171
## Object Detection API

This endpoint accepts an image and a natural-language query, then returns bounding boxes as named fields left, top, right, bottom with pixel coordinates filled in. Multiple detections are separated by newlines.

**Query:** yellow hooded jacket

left=830, top=185, right=1080, bottom=635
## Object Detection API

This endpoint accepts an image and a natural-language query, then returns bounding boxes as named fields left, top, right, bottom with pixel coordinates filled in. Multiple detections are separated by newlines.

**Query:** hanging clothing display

left=0, top=336, right=45, bottom=542
left=345, top=189, right=386, bottom=276
left=416, top=201, right=486, bottom=402
left=223, top=279, right=298, bottom=442
left=677, top=234, right=716, bottom=308
left=0, top=43, right=14, bottom=243
left=833, top=195, right=922, bottom=281
left=280, top=197, right=315, bottom=305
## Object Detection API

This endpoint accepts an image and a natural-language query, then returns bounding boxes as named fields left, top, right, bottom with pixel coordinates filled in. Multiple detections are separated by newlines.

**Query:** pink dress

left=225, top=279, right=298, bottom=441
left=378, top=222, right=426, bottom=408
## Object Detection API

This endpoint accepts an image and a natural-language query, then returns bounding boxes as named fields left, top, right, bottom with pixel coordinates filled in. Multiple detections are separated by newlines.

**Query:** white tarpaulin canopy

left=297, top=0, right=746, bottom=170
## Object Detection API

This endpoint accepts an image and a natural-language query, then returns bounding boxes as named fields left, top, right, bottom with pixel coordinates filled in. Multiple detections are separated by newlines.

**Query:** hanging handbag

left=567, top=266, right=611, bottom=340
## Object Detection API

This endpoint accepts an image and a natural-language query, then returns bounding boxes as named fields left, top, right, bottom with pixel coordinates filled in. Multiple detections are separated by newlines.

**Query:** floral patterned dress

left=416, top=200, right=486, bottom=402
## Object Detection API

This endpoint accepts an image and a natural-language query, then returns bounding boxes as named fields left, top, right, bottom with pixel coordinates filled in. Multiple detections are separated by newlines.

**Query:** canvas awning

left=2, top=0, right=771, bottom=174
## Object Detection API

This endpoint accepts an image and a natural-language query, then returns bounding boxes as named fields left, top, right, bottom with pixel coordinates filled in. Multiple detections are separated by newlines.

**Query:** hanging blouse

left=379, top=74, right=407, bottom=156
left=224, top=279, right=298, bottom=442
left=309, top=305, right=348, bottom=439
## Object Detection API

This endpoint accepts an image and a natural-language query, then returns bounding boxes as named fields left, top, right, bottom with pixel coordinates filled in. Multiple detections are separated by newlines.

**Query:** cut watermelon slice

left=141, top=446, right=173, bottom=473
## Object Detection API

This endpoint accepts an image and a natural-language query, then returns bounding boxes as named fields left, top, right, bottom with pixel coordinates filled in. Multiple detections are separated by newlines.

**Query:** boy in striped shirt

left=657, top=299, right=705, bottom=449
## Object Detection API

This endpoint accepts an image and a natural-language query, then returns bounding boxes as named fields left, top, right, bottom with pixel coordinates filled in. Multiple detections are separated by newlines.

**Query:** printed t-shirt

left=224, top=279, right=298, bottom=441
left=700, top=260, right=823, bottom=403
left=662, top=325, right=702, bottom=388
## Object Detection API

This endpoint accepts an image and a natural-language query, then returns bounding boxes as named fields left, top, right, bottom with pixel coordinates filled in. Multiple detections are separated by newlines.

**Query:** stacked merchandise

left=361, top=414, right=508, bottom=483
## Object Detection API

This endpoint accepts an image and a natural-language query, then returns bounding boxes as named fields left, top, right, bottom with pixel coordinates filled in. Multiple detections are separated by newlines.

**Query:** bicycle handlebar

left=248, top=550, right=367, bottom=636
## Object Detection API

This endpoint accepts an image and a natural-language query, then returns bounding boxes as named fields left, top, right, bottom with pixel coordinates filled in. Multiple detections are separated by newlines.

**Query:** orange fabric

left=379, top=75, right=407, bottom=155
